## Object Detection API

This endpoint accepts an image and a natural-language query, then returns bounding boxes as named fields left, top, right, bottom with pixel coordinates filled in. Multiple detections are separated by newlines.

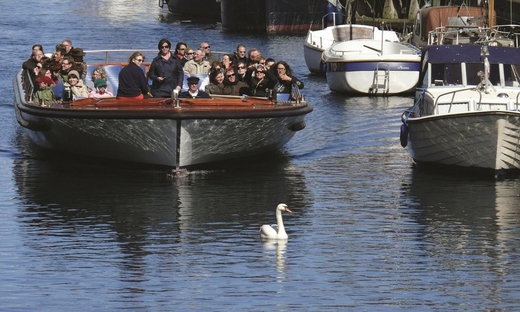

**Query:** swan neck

left=276, top=209, right=285, bottom=232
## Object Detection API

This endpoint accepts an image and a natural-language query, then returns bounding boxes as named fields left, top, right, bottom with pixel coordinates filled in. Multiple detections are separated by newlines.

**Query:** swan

left=260, top=203, right=292, bottom=240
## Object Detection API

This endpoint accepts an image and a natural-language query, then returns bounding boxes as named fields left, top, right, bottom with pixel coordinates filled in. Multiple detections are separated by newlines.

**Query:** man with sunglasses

left=217, top=68, right=250, bottom=96
left=200, top=42, right=217, bottom=64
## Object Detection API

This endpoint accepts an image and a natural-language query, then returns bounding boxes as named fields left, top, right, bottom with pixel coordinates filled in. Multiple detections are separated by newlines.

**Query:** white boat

left=303, top=13, right=400, bottom=75
left=322, top=38, right=421, bottom=95
left=13, top=49, right=313, bottom=171
left=401, top=44, right=520, bottom=175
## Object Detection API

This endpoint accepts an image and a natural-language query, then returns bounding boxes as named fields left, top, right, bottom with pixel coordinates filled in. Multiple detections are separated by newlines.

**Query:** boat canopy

left=421, top=45, right=520, bottom=65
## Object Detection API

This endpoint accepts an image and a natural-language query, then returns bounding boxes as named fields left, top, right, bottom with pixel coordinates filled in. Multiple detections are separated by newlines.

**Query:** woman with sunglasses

left=147, top=39, right=184, bottom=98
left=174, top=41, right=189, bottom=66
left=116, top=51, right=150, bottom=100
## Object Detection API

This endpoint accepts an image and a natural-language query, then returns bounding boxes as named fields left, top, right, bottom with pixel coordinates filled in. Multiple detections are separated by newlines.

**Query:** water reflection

left=13, top=156, right=311, bottom=284
left=404, top=170, right=520, bottom=277
left=262, top=240, right=287, bottom=277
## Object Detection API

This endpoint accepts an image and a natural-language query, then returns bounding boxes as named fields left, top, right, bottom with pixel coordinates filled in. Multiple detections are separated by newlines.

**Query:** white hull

left=402, top=45, right=520, bottom=174
left=323, top=39, right=420, bottom=95
left=408, top=112, right=520, bottom=171
left=303, top=24, right=399, bottom=75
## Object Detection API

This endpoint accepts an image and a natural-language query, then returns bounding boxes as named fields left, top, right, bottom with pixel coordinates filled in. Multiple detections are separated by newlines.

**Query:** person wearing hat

left=147, top=39, right=184, bottom=98
left=34, top=76, right=56, bottom=107
left=88, top=79, right=113, bottom=98
left=70, top=47, right=87, bottom=79
left=179, top=76, right=211, bottom=98
left=64, top=70, right=88, bottom=99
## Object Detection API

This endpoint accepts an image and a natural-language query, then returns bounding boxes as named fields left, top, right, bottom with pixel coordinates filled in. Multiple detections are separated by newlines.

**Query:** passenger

left=273, top=61, right=304, bottom=98
left=22, top=49, right=45, bottom=89
left=217, top=68, right=250, bottom=96
left=64, top=70, right=89, bottom=99
left=221, top=54, right=233, bottom=71
left=70, top=48, right=87, bottom=79
left=174, top=42, right=189, bottom=66
left=62, top=39, right=73, bottom=56
left=236, top=62, right=248, bottom=83
left=85, top=67, right=114, bottom=94
left=179, top=76, right=211, bottom=98
left=147, top=39, right=184, bottom=98
left=49, top=61, right=65, bottom=100
left=183, top=48, right=211, bottom=75
left=60, top=56, right=74, bottom=82
left=31, top=44, right=44, bottom=57
left=88, top=79, right=114, bottom=98
left=200, top=62, right=222, bottom=92
left=231, top=44, right=247, bottom=67
left=185, top=48, right=195, bottom=62
left=116, top=51, right=149, bottom=100
left=51, top=44, right=67, bottom=64
left=265, top=57, right=275, bottom=71
left=200, top=42, right=217, bottom=64
left=34, top=76, right=57, bottom=107
left=204, top=69, right=224, bottom=94
left=249, top=64, right=277, bottom=97
left=247, top=48, right=262, bottom=67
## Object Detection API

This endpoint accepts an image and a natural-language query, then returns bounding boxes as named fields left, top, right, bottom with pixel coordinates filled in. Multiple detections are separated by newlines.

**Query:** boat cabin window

left=504, top=64, right=520, bottom=87
left=431, top=63, right=462, bottom=86
left=466, top=62, right=501, bottom=86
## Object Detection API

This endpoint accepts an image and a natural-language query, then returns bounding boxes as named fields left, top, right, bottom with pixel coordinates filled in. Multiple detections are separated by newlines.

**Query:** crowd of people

left=22, top=39, right=304, bottom=106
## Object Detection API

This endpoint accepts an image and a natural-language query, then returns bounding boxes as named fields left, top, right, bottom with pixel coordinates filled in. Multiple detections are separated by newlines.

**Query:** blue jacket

left=147, top=53, right=184, bottom=98
left=117, top=63, right=149, bottom=97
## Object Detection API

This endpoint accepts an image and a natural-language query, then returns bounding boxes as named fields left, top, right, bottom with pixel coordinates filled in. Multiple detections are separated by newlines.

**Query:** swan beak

left=285, top=207, right=292, bottom=213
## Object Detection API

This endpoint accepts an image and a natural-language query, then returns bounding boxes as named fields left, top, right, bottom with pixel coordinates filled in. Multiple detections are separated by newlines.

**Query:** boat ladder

left=370, top=63, right=390, bottom=94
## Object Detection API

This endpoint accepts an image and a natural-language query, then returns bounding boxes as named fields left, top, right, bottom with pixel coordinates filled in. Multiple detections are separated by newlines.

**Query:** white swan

left=260, top=203, right=292, bottom=240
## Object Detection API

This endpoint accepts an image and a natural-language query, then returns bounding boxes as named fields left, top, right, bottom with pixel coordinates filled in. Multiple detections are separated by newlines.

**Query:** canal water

left=1, top=1, right=519, bottom=311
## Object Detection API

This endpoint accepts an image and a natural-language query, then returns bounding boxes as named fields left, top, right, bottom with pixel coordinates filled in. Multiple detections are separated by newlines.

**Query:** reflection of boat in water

left=406, top=170, right=520, bottom=247
left=13, top=157, right=311, bottom=247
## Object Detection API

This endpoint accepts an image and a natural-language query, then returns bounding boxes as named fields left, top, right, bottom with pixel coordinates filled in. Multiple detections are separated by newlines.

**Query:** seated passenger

left=70, top=48, right=87, bottom=79
left=89, top=79, right=114, bottom=98
left=221, top=54, right=233, bottom=71
left=22, top=48, right=45, bottom=90
left=34, top=76, right=57, bottom=107
left=205, top=69, right=224, bottom=94
left=64, top=70, right=89, bottom=99
left=183, top=48, right=211, bottom=75
left=179, top=76, right=211, bottom=98
left=49, top=61, right=65, bottom=100
left=85, top=67, right=114, bottom=94
left=174, top=42, right=189, bottom=66
left=216, top=68, right=250, bottom=96
left=59, top=56, right=74, bottom=82
left=250, top=64, right=277, bottom=97
left=273, top=61, right=304, bottom=97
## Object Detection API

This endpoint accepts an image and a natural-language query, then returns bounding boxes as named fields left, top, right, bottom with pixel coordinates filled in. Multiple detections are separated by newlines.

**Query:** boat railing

left=433, top=87, right=483, bottom=113
left=427, top=24, right=520, bottom=46
left=321, top=12, right=348, bottom=29
left=20, top=69, right=34, bottom=104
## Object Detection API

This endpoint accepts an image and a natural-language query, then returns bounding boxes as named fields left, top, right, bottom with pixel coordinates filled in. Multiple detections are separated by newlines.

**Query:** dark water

left=1, top=1, right=520, bottom=311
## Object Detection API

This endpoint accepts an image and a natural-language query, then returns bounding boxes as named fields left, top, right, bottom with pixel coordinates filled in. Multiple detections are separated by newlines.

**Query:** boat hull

left=323, top=39, right=421, bottom=95
left=407, top=112, right=520, bottom=172
left=165, top=0, right=220, bottom=20
left=13, top=66, right=312, bottom=169
left=303, top=24, right=400, bottom=75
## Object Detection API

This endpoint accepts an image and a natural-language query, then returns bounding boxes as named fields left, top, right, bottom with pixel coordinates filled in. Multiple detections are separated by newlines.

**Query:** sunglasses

left=226, top=74, right=235, bottom=78
left=238, top=66, right=245, bottom=69
left=202, top=46, right=210, bottom=49
left=161, top=45, right=170, bottom=49
left=135, top=59, right=144, bottom=62
left=187, top=52, right=194, bottom=55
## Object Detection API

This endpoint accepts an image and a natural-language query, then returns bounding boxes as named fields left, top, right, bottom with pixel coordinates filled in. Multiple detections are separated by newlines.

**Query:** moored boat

left=401, top=44, right=520, bottom=175
left=303, top=13, right=401, bottom=75
left=13, top=49, right=313, bottom=171
left=322, top=36, right=421, bottom=95
left=159, top=0, right=221, bottom=21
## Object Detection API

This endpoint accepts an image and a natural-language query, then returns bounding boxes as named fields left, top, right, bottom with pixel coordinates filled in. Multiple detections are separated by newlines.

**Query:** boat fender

left=289, top=121, right=306, bottom=132
left=400, top=123, right=408, bottom=148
